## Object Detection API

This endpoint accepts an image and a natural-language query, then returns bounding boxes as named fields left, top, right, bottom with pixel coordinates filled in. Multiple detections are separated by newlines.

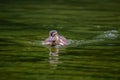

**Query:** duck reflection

left=49, top=47, right=59, bottom=69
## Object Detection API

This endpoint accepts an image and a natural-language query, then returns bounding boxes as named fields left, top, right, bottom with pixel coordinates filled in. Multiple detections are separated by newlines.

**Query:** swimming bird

left=44, top=30, right=67, bottom=47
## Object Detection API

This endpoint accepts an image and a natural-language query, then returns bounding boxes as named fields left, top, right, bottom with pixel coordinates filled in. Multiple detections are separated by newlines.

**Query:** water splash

left=27, top=40, right=44, bottom=46
left=67, top=39, right=103, bottom=47
left=96, top=30, right=118, bottom=39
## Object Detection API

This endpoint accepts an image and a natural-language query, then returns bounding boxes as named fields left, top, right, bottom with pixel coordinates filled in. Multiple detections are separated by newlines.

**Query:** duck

left=44, top=30, right=67, bottom=47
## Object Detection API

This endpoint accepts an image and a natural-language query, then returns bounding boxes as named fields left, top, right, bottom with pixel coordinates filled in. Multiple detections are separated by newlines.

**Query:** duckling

left=44, top=30, right=67, bottom=46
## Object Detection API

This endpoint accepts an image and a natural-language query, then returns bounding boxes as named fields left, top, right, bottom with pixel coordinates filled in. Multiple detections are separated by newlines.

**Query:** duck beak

left=49, top=36, right=55, bottom=42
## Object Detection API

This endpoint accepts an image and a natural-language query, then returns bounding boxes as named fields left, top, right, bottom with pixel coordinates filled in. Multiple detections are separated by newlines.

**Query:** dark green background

left=0, top=0, right=120, bottom=80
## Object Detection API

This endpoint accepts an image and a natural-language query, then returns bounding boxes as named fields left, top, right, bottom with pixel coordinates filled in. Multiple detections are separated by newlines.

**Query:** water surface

left=0, top=0, right=120, bottom=80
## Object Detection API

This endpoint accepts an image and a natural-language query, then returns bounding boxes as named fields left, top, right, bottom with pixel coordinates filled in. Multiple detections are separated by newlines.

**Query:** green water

left=0, top=0, right=120, bottom=80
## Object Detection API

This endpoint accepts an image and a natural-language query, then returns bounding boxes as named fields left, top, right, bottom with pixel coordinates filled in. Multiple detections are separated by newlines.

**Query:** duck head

left=49, top=30, right=59, bottom=46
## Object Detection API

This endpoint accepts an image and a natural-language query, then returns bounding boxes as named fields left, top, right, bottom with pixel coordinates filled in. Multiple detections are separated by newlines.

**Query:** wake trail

left=27, top=30, right=119, bottom=48
left=67, top=30, right=119, bottom=47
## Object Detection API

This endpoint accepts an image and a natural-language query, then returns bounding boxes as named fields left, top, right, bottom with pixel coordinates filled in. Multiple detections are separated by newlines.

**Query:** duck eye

left=50, top=32, right=54, bottom=36
left=51, top=33, right=56, bottom=37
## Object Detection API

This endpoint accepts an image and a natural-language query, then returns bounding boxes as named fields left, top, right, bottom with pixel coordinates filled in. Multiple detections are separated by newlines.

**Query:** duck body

left=44, top=30, right=67, bottom=47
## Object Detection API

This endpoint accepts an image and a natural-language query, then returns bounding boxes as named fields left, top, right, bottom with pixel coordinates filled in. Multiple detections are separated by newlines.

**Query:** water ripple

left=96, top=30, right=119, bottom=39
left=67, top=30, right=119, bottom=47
